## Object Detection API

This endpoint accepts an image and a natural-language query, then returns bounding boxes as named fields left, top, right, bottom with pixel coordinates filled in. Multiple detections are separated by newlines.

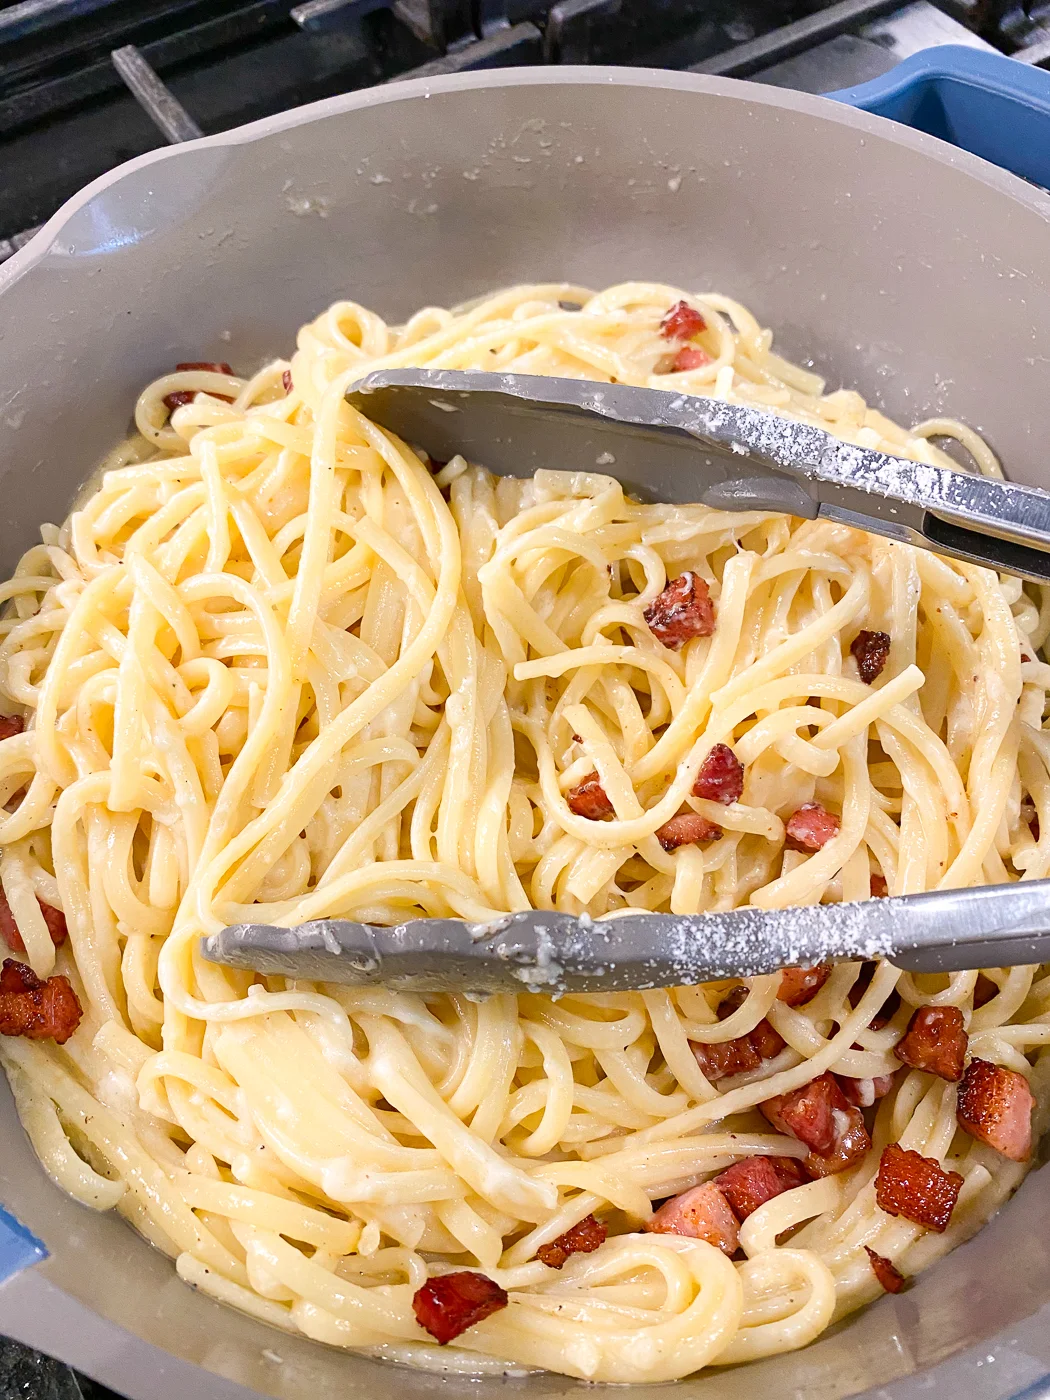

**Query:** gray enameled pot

left=0, top=64, right=1048, bottom=1400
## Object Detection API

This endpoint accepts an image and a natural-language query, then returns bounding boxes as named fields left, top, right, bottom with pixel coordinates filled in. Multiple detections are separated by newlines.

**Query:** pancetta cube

left=778, top=965, right=831, bottom=1006
left=785, top=803, right=840, bottom=851
left=644, top=573, right=715, bottom=649
left=715, top=1155, right=808, bottom=1220
left=956, top=1058, right=1033, bottom=1162
left=645, top=1182, right=739, bottom=1255
left=894, top=1005, right=968, bottom=1082
left=566, top=774, right=614, bottom=819
left=535, top=1214, right=606, bottom=1268
left=761, top=1071, right=871, bottom=1175
left=692, top=743, right=744, bottom=805
left=412, top=1271, right=508, bottom=1344
left=874, top=1143, right=963, bottom=1232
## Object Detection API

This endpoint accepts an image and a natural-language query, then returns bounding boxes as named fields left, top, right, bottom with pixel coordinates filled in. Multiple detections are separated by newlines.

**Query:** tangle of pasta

left=2, top=281, right=1049, bottom=1384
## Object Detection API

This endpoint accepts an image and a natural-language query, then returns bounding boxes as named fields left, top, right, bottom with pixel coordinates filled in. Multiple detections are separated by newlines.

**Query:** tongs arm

left=346, top=371, right=1050, bottom=584
left=203, top=880, right=1050, bottom=995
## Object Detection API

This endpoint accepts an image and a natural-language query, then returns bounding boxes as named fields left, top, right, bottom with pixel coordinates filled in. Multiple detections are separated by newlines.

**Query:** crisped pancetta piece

left=660, top=300, right=706, bottom=341
left=715, top=1155, right=808, bottom=1220
left=655, top=811, right=722, bottom=850
left=691, top=986, right=785, bottom=1083
left=692, top=743, right=744, bottom=804
left=0, top=959, right=82, bottom=1044
left=645, top=1182, right=739, bottom=1256
left=865, top=1246, right=906, bottom=1293
left=535, top=1214, right=606, bottom=1268
left=761, top=1071, right=871, bottom=1176
left=785, top=803, right=840, bottom=851
left=0, top=891, right=67, bottom=955
left=778, top=965, right=831, bottom=1006
left=874, top=1143, right=962, bottom=1232
left=956, top=1058, right=1033, bottom=1162
left=412, top=1271, right=508, bottom=1344
left=837, top=1073, right=896, bottom=1109
left=566, top=774, right=614, bottom=820
left=644, top=572, right=715, bottom=649
left=894, top=1005, right=967, bottom=1082
left=850, top=629, right=891, bottom=683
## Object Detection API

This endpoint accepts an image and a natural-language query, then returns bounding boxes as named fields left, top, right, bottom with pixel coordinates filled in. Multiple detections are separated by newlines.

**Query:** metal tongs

left=202, top=371, right=1050, bottom=991
left=344, top=370, right=1050, bottom=583
left=204, top=884, right=1050, bottom=994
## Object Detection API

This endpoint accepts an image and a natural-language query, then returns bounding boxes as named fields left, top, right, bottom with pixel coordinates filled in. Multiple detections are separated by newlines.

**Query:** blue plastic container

left=830, top=44, right=1050, bottom=189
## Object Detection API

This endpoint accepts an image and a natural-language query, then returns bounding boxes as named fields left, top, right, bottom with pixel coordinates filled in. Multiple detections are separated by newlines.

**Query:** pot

left=1, top=56, right=1049, bottom=1400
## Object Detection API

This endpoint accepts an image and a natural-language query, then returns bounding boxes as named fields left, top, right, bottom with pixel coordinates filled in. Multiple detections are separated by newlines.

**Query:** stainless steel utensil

left=204, top=879, right=1050, bottom=994
left=346, top=370, right=1050, bottom=583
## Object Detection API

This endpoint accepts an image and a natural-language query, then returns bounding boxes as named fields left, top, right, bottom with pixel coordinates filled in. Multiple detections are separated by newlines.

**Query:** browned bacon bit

left=718, top=986, right=750, bottom=1017
left=660, top=300, right=707, bottom=341
left=692, top=1035, right=768, bottom=1082
left=870, top=872, right=889, bottom=898
left=0, top=891, right=67, bottom=955
left=837, top=1072, right=896, bottom=1109
left=692, top=986, right=786, bottom=1083
left=165, top=362, right=235, bottom=413
left=747, top=1017, right=787, bottom=1063
left=692, top=742, right=744, bottom=805
left=849, top=963, right=900, bottom=1030
left=176, top=360, right=233, bottom=375
left=40, top=902, right=67, bottom=945
left=785, top=802, right=840, bottom=851
left=692, top=1033, right=784, bottom=1083
left=875, top=1143, right=962, bottom=1232
left=761, top=1072, right=871, bottom=1176
left=973, top=974, right=998, bottom=1008
left=656, top=811, right=722, bottom=851
left=0, top=959, right=82, bottom=1044
left=282, top=369, right=293, bottom=394
left=778, top=964, right=831, bottom=1006
left=865, top=1246, right=907, bottom=1294
left=644, top=572, right=715, bottom=650
left=894, top=1005, right=968, bottom=1082
left=645, top=1182, right=739, bottom=1255
left=412, top=1271, right=508, bottom=1344
left=0, top=715, right=23, bottom=741
left=850, top=629, right=892, bottom=684
left=670, top=345, right=711, bottom=373
left=558, top=299, right=583, bottom=311
left=956, top=1057, right=1034, bottom=1162
left=535, top=1214, right=606, bottom=1268
left=715, top=1155, right=809, bottom=1220
left=566, top=773, right=615, bottom=820
left=807, top=1118, right=871, bottom=1178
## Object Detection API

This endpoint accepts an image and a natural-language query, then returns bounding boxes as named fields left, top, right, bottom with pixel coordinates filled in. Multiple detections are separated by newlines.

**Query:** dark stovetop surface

left=1, top=0, right=1049, bottom=1394
left=0, top=1342, right=120, bottom=1400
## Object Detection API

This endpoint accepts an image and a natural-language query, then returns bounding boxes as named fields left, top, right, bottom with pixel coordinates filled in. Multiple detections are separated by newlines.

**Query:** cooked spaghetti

left=1, top=281, right=1049, bottom=1383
